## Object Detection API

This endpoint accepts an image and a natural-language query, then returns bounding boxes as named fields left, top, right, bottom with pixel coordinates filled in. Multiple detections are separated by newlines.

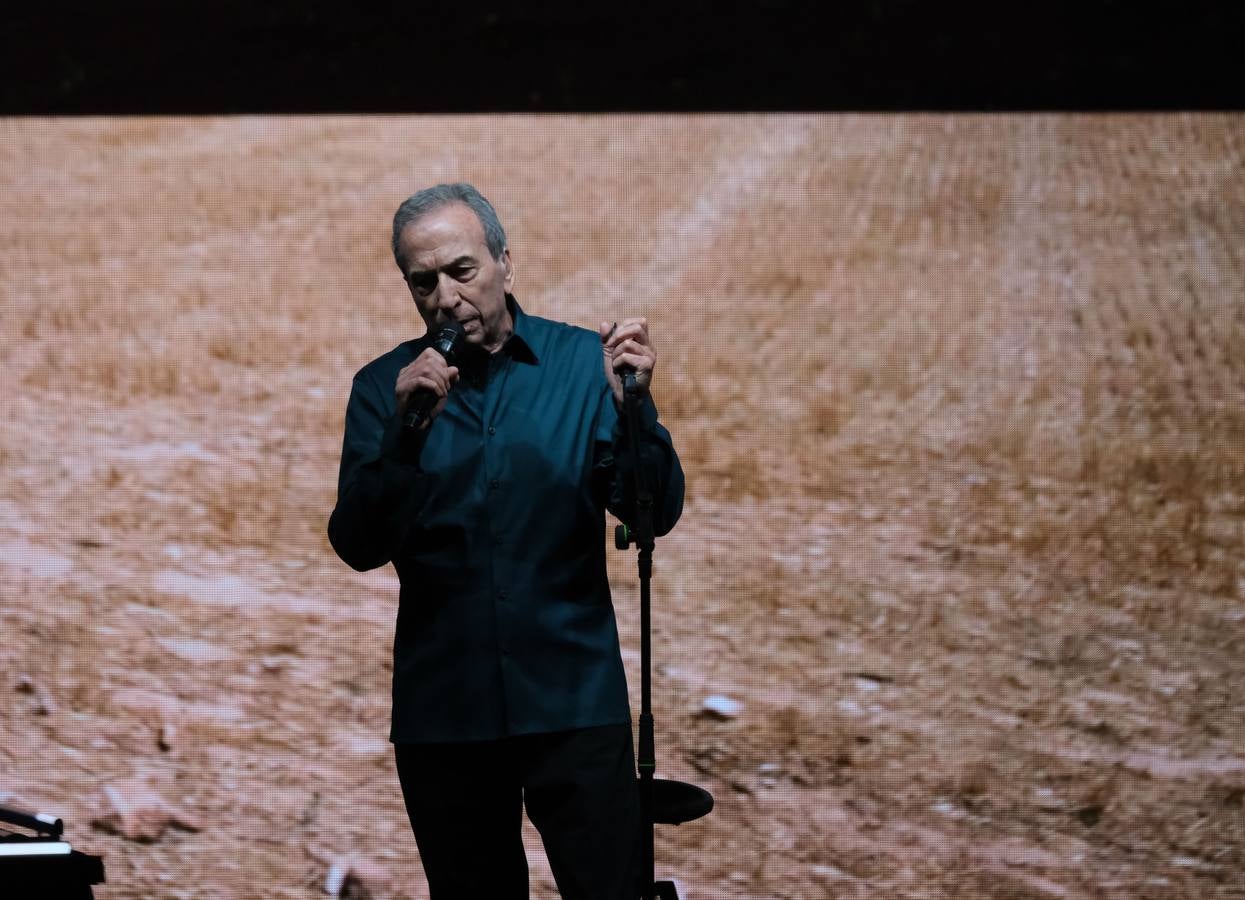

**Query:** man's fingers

left=397, top=361, right=459, bottom=407
left=612, top=351, right=653, bottom=372
left=613, top=336, right=648, bottom=353
left=600, top=318, right=655, bottom=403
left=605, top=326, right=650, bottom=356
left=421, top=369, right=453, bottom=396
left=612, top=342, right=655, bottom=372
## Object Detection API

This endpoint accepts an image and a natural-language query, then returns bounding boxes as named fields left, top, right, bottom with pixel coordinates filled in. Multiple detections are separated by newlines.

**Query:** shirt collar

left=502, top=294, right=539, bottom=365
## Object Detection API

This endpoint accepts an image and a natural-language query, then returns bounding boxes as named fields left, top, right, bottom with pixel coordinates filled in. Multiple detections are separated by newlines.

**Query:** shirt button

left=488, top=426, right=496, bottom=436
left=499, top=589, right=508, bottom=600
left=489, top=479, right=500, bottom=490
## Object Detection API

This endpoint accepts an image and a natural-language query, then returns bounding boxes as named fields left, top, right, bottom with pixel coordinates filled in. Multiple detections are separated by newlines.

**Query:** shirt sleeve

left=595, top=389, right=685, bottom=538
left=327, top=368, right=434, bottom=571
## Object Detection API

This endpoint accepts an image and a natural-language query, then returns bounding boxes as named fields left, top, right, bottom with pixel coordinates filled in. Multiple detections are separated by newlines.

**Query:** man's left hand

left=600, top=318, right=656, bottom=407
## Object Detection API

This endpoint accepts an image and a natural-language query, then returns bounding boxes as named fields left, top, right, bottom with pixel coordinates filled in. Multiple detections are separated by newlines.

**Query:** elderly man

left=328, top=183, right=684, bottom=899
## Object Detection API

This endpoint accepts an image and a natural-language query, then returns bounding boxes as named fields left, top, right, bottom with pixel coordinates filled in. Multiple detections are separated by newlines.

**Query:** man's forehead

left=400, top=205, right=490, bottom=267
left=401, top=203, right=484, bottom=243
left=403, top=240, right=480, bottom=267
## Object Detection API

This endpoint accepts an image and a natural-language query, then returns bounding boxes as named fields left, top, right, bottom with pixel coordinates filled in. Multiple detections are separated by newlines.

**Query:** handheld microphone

left=403, top=319, right=465, bottom=431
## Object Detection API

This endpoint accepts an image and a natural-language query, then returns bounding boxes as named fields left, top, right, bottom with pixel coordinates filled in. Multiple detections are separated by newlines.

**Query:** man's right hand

left=396, top=347, right=460, bottom=429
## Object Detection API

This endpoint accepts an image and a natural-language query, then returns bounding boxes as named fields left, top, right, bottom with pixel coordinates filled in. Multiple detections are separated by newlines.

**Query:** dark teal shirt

left=328, top=297, right=684, bottom=743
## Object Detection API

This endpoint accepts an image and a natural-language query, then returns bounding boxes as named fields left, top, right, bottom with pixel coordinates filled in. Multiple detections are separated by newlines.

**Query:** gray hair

left=391, top=182, right=508, bottom=271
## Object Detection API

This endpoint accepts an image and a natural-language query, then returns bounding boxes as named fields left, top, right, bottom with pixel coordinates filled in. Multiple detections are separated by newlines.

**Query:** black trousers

left=393, top=723, right=640, bottom=900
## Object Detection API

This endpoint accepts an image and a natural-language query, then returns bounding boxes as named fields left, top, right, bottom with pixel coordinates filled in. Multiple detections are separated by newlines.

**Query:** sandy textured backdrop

left=2, top=115, right=1244, bottom=899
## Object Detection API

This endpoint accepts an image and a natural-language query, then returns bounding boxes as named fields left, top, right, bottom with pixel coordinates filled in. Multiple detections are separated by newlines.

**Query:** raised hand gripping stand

left=614, top=371, right=713, bottom=900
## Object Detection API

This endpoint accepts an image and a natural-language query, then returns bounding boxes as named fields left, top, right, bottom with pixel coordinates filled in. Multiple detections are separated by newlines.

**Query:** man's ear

left=502, top=249, right=515, bottom=292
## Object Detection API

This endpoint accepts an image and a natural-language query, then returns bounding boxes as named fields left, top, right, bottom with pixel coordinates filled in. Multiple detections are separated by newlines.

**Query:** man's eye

left=410, top=273, right=436, bottom=294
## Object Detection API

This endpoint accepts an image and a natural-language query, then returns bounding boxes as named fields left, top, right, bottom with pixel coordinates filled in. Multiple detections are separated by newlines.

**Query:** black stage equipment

left=0, top=803, right=105, bottom=899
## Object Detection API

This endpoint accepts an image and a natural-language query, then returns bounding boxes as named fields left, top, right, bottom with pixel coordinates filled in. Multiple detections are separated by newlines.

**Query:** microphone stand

left=614, top=372, right=712, bottom=900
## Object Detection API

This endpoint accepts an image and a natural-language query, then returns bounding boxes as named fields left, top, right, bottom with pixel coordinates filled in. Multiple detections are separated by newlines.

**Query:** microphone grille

left=434, top=318, right=466, bottom=360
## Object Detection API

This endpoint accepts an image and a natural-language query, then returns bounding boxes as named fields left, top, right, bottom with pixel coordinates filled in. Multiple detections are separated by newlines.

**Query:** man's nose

left=435, top=273, right=459, bottom=310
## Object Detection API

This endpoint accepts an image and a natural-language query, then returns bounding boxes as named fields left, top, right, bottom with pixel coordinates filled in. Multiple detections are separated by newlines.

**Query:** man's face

left=396, top=202, right=515, bottom=352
